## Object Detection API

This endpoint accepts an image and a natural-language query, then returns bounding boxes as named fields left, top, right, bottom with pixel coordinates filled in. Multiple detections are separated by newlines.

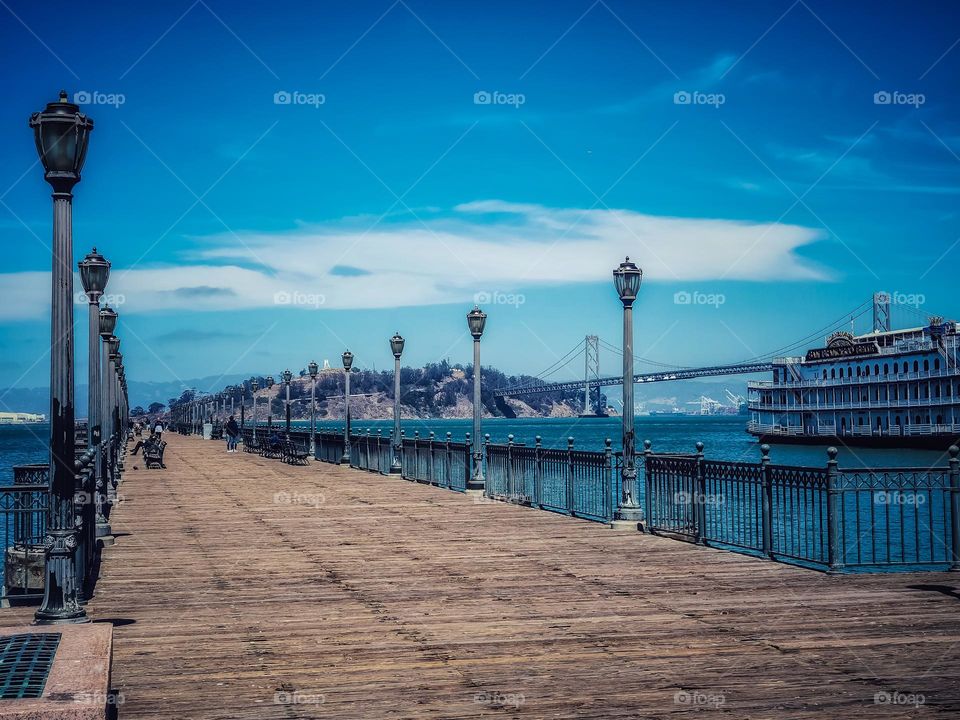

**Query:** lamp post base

left=609, top=518, right=644, bottom=532
left=339, top=451, right=351, bottom=466
left=465, top=488, right=484, bottom=497
left=33, top=611, right=90, bottom=626
left=610, top=506, right=645, bottom=532
left=389, top=462, right=402, bottom=475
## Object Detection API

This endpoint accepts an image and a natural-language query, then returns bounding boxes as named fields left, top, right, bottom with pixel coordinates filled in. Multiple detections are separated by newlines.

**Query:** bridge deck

left=3, top=434, right=959, bottom=718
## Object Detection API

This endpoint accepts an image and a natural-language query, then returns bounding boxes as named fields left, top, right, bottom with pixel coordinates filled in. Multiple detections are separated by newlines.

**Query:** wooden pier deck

left=4, top=433, right=960, bottom=718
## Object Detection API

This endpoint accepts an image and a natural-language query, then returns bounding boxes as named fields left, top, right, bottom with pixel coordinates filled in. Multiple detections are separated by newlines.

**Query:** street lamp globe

left=265, top=376, right=274, bottom=389
left=282, top=369, right=293, bottom=385
left=342, top=351, right=354, bottom=371
left=30, top=91, right=94, bottom=190
left=78, top=247, right=110, bottom=296
left=467, top=306, right=487, bottom=339
left=390, top=333, right=405, bottom=358
left=99, top=305, right=117, bottom=337
left=251, top=378, right=259, bottom=392
left=308, top=361, right=319, bottom=378
left=613, top=256, right=643, bottom=306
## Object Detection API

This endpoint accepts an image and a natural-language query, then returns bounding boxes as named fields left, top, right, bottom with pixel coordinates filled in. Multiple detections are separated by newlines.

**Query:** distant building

left=0, top=412, right=45, bottom=425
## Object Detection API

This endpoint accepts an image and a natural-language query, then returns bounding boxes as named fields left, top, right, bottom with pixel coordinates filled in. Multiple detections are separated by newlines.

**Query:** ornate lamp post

left=390, top=333, right=404, bottom=474
left=282, top=369, right=293, bottom=435
left=307, top=361, right=319, bottom=455
left=79, top=249, right=111, bottom=545
left=265, top=376, right=274, bottom=428
left=340, top=351, right=353, bottom=465
left=611, top=257, right=644, bottom=531
left=466, top=307, right=487, bottom=494
left=32, top=91, right=94, bottom=624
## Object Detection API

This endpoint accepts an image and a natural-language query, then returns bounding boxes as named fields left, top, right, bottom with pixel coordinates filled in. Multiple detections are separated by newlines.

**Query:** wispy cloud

left=0, top=200, right=826, bottom=320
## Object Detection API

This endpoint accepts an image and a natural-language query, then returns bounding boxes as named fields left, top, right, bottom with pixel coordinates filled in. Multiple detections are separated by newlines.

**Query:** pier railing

left=642, top=442, right=960, bottom=572
left=198, top=421, right=960, bottom=573
left=485, top=436, right=614, bottom=521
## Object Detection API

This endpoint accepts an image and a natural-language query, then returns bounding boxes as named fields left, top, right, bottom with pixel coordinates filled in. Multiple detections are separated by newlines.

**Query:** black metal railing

left=400, top=432, right=470, bottom=491
left=485, top=436, right=614, bottom=521
left=642, top=443, right=960, bottom=572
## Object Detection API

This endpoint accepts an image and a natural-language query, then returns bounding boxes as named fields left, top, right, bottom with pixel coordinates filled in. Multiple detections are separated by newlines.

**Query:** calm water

left=0, top=424, right=48, bottom=483
left=1, top=416, right=950, bottom=482
left=305, top=415, right=949, bottom=470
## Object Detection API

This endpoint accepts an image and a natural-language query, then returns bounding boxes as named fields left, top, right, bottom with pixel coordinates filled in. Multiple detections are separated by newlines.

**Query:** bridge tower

left=873, top=292, right=891, bottom=333
left=583, top=335, right=600, bottom=415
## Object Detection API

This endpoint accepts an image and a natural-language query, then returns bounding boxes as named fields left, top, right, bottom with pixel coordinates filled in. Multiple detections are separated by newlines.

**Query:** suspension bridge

left=495, top=294, right=939, bottom=414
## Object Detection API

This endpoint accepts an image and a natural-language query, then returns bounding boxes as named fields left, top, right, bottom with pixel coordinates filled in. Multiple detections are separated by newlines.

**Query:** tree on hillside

left=148, top=402, right=166, bottom=415
left=131, top=406, right=146, bottom=416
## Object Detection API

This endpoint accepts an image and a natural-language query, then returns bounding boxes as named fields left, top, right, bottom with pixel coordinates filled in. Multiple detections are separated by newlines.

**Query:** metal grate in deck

left=0, top=633, right=60, bottom=699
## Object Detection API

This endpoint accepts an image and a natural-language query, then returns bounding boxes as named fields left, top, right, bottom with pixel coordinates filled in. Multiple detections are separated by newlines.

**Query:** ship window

left=893, top=362, right=899, bottom=374
left=839, top=368, right=844, bottom=378
left=831, top=369, right=836, bottom=379
left=924, top=359, right=929, bottom=371
left=935, top=385, right=941, bottom=398
left=935, top=358, right=940, bottom=370
left=937, top=415, right=943, bottom=424
left=874, top=364, right=879, bottom=376
left=895, top=416, right=901, bottom=426
left=914, top=360, right=919, bottom=372
left=884, top=363, right=889, bottom=374
left=848, top=366, right=853, bottom=378
left=860, top=366, right=865, bottom=377
left=916, top=415, right=922, bottom=424
left=822, top=369, right=827, bottom=379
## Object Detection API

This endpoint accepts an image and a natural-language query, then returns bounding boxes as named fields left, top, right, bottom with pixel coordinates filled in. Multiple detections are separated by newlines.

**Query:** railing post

left=604, top=438, right=613, bottom=521
left=506, top=434, right=515, bottom=499
left=428, top=431, right=436, bottom=484
left=694, top=441, right=707, bottom=545
left=760, top=444, right=773, bottom=558
left=826, top=447, right=843, bottom=572
left=949, top=445, right=960, bottom=571
left=534, top=436, right=543, bottom=508
left=483, top=434, right=490, bottom=497
left=643, top=440, right=652, bottom=529
left=400, top=429, right=407, bottom=478
left=464, top=432, right=471, bottom=489
left=566, top=437, right=575, bottom=515
left=445, top=432, right=452, bottom=488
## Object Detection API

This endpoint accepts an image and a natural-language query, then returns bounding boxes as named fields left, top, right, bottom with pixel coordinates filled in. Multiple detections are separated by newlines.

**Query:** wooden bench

left=144, top=440, right=167, bottom=469
left=281, top=439, right=310, bottom=465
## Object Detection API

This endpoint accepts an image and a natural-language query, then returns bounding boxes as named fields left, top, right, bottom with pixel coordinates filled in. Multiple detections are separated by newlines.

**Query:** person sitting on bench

left=269, top=430, right=283, bottom=453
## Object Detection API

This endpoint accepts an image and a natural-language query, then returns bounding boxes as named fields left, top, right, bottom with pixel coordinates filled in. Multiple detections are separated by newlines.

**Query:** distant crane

left=686, top=395, right=724, bottom=415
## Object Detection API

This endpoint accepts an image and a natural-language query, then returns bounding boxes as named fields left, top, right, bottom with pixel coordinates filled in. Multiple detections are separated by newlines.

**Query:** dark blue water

left=301, top=416, right=950, bottom=470
left=0, top=424, right=48, bottom=483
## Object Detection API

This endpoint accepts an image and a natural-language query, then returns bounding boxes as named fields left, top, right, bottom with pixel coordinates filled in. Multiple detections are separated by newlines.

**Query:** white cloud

left=0, top=200, right=825, bottom=319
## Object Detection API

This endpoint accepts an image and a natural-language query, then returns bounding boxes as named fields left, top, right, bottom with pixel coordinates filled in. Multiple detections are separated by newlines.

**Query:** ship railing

left=643, top=443, right=960, bottom=572
left=749, top=397, right=958, bottom=411
left=749, top=367, right=960, bottom=389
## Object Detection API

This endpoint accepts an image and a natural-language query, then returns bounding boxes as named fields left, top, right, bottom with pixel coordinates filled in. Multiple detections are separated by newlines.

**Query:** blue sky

left=1, top=0, right=959, bottom=395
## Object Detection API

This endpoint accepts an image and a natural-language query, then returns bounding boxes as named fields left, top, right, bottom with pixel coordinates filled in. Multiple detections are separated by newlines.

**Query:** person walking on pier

left=225, top=415, right=240, bottom=453
left=153, top=419, right=164, bottom=441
